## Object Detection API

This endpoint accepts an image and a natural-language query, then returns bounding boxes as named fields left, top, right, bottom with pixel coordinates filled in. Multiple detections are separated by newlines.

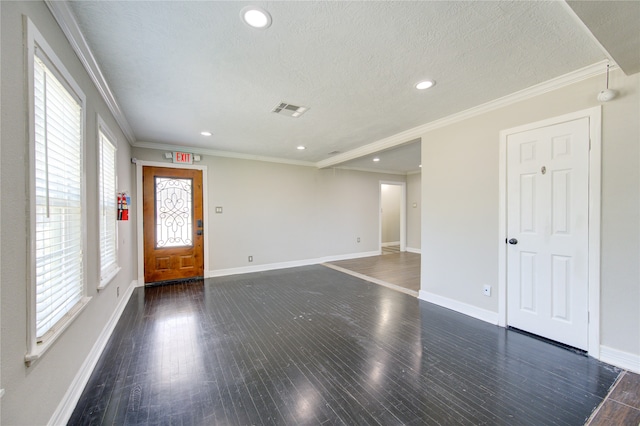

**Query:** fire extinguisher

left=117, top=192, right=129, bottom=221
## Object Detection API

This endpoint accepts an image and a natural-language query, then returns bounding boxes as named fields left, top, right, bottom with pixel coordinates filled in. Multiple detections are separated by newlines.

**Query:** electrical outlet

left=248, top=256, right=253, bottom=262
left=215, top=206, right=223, bottom=214
left=357, top=237, right=361, bottom=243
left=483, top=285, right=491, bottom=297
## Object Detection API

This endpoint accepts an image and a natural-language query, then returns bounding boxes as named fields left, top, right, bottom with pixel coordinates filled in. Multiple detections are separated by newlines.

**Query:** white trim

left=25, top=16, right=90, bottom=365
left=44, top=0, right=136, bottom=144
left=418, top=290, right=499, bottom=325
left=332, top=165, right=412, bottom=176
left=135, top=160, right=209, bottom=284
left=97, top=115, right=119, bottom=149
left=38, top=1, right=612, bottom=174
left=379, top=181, right=407, bottom=252
left=206, top=251, right=380, bottom=278
left=497, top=106, right=602, bottom=357
left=381, top=241, right=400, bottom=247
left=97, top=114, right=120, bottom=290
left=406, top=247, right=421, bottom=254
left=47, top=280, right=137, bottom=426
left=599, top=346, right=640, bottom=374
left=97, top=266, right=121, bottom=291
left=24, top=297, right=92, bottom=366
left=317, top=61, right=610, bottom=170
left=133, top=140, right=316, bottom=168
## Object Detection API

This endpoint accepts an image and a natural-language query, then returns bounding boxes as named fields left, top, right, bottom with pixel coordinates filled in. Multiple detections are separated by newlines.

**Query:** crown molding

left=316, top=60, right=610, bottom=169
left=45, top=0, right=136, bottom=144
left=132, top=140, right=316, bottom=168
left=42, top=2, right=611, bottom=172
left=332, top=166, right=411, bottom=176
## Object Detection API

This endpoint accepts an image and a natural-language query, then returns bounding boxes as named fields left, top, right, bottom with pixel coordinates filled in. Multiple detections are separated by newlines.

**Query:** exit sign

left=173, top=151, right=193, bottom=164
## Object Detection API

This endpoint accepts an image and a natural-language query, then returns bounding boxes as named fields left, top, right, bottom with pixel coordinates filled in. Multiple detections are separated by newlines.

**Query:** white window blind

left=33, top=53, right=84, bottom=339
left=99, top=127, right=118, bottom=281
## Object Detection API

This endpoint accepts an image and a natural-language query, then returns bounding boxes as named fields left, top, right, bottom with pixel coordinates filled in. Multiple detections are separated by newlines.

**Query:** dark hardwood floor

left=69, top=265, right=621, bottom=425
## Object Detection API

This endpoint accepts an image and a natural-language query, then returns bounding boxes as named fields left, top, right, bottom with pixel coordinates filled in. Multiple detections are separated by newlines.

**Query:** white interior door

left=506, top=117, right=589, bottom=350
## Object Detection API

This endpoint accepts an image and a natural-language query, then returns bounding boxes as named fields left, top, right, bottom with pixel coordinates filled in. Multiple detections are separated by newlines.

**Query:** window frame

left=25, top=17, right=90, bottom=365
left=97, top=116, right=120, bottom=289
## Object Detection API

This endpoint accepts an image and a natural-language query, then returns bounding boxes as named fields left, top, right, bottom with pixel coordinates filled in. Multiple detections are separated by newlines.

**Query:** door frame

left=498, top=106, right=601, bottom=357
left=379, top=180, right=407, bottom=253
left=135, top=160, right=209, bottom=284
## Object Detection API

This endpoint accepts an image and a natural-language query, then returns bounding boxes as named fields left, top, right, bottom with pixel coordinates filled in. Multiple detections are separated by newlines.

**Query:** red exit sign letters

left=172, top=151, right=193, bottom=164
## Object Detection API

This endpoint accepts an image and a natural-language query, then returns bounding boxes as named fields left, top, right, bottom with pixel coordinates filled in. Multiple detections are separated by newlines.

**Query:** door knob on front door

left=508, top=238, right=518, bottom=245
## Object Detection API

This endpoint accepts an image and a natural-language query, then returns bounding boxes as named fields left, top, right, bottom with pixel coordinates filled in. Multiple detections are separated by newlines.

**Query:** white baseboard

left=48, top=280, right=138, bottom=426
left=406, top=247, right=421, bottom=254
left=419, top=290, right=499, bottom=325
left=381, top=241, right=400, bottom=247
left=600, top=345, right=640, bottom=373
left=207, top=251, right=380, bottom=278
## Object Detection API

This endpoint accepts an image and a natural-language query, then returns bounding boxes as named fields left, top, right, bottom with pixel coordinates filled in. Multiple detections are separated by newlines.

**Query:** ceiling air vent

left=272, top=102, right=309, bottom=118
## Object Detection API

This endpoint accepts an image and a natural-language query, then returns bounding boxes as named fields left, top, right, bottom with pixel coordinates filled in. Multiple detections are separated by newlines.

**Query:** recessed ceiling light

left=416, top=80, right=435, bottom=90
left=373, top=157, right=380, bottom=162
left=200, top=131, right=212, bottom=136
left=297, top=146, right=306, bottom=150
left=241, top=6, right=272, bottom=29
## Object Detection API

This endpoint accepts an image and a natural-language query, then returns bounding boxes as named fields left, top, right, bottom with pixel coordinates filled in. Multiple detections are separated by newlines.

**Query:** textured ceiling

left=66, top=1, right=614, bottom=172
left=567, top=0, right=640, bottom=75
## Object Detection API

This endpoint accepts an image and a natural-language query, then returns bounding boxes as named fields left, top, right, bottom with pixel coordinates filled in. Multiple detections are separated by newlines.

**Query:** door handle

left=508, top=238, right=518, bottom=245
left=197, top=229, right=203, bottom=236
left=197, top=219, right=203, bottom=228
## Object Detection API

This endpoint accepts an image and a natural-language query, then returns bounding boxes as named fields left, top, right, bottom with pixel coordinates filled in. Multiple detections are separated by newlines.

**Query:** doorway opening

left=380, top=181, right=406, bottom=253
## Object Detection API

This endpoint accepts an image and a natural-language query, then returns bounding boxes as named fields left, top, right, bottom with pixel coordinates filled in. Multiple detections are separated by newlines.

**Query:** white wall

left=1, top=2, right=137, bottom=424
left=420, top=68, right=639, bottom=363
left=381, top=184, right=401, bottom=244
left=406, top=172, right=421, bottom=251
left=132, top=147, right=406, bottom=273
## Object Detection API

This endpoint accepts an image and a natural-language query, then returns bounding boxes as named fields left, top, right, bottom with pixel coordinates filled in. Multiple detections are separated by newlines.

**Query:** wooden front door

left=143, top=166, right=204, bottom=283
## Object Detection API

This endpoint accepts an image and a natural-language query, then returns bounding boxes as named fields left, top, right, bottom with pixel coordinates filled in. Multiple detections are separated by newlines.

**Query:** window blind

left=99, top=129, right=118, bottom=280
left=34, top=54, right=83, bottom=339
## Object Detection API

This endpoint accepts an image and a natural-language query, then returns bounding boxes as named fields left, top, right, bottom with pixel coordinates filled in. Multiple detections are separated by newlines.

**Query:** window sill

left=25, top=296, right=92, bottom=366
left=98, top=266, right=121, bottom=291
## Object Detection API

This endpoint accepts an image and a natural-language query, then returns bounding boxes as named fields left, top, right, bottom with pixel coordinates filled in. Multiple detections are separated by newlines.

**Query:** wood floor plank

left=69, top=266, right=620, bottom=425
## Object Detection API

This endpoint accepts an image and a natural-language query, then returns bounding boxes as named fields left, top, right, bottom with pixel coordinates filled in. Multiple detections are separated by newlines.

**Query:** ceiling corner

left=44, top=0, right=137, bottom=143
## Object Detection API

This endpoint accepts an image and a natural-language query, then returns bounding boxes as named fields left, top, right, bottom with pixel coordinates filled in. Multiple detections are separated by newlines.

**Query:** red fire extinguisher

left=117, top=192, right=129, bottom=221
